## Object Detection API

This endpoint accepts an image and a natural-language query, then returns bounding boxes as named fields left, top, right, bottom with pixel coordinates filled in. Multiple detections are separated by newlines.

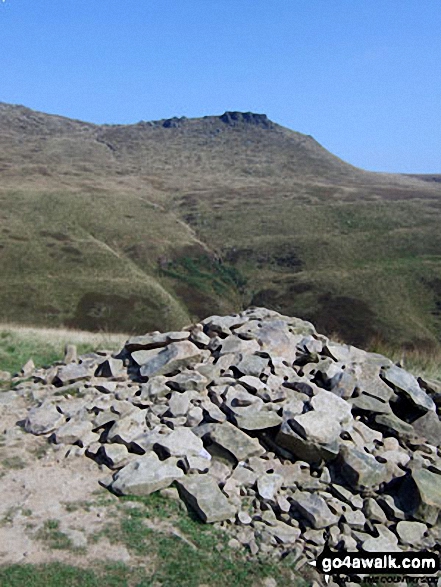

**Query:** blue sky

left=1, top=0, right=440, bottom=173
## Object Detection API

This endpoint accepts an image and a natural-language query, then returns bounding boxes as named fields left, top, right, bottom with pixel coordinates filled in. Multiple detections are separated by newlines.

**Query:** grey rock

left=349, top=392, right=391, bottom=414
left=291, top=410, right=342, bottom=445
left=168, top=391, right=191, bottom=417
left=257, top=473, right=283, bottom=501
left=63, top=344, right=77, bottom=364
left=269, top=521, right=301, bottom=544
left=396, top=521, right=427, bottom=545
left=362, top=524, right=401, bottom=552
left=412, top=411, right=441, bottom=447
left=95, top=358, right=124, bottom=378
left=186, top=406, right=204, bottom=427
left=101, top=443, right=131, bottom=469
left=167, top=370, right=208, bottom=392
left=338, top=446, right=387, bottom=490
left=364, top=497, right=388, bottom=524
left=138, top=376, right=170, bottom=400
left=276, top=419, right=339, bottom=464
left=55, top=363, right=90, bottom=385
left=139, top=341, right=203, bottom=378
left=235, top=354, right=268, bottom=377
left=176, top=474, right=236, bottom=523
left=205, top=422, right=265, bottom=461
left=409, top=468, right=441, bottom=524
left=125, top=330, right=190, bottom=351
left=21, top=358, right=35, bottom=377
left=111, top=453, right=184, bottom=495
left=25, top=402, right=65, bottom=435
left=54, top=419, right=96, bottom=446
left=374, top=413, right=416, bottom=439
left=233, top=410, right=282, bottom=431
left=154, top=427, right=208, bottom=459
left=291, top=491, right=339, bottom=529
left=382, top=365, right=435, bottom=412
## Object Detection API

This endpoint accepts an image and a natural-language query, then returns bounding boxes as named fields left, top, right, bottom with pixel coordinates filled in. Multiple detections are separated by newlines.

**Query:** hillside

left=1, top=102, right=441, bottom=349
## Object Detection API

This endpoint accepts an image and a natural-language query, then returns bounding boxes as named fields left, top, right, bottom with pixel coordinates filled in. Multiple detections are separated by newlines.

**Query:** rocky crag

left=4, top=308, right=441, bottom=566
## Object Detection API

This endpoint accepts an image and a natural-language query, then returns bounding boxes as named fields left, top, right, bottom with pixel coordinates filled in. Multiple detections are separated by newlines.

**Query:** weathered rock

left=54, top=419, right=96, bottom=446
left=396, top=521, right=427, bottom=545
left=111, top=453, right=184, bottom=495
left=233, top=411, right=282, bottom=431
left=235, top=354, right=268, bottom=377
left=362, top=524, right=401, bottom=552
left=412, top=411, right=441, bottom=447
left=125, top=330, right=190, bottom=351
left=63, top=344, right=77, bottom=363
left=25, top=402, right=65, bottom=435
left=154, top=427, right=208, bottom=459
left=291, top=491, right=339, bottom=529
left=139, top=341, right=203, bottom=378
left=276, top=419, right=339, bottom=464
left=176, top=474, right=236, bottom=523
left=55, top=362, right=90, bottom=385
left=95, top=358, right=124, bottom=378
left=21, top=358, right=35, bottom=377
left=203, top=422, right=265, bottom=461
left=257, top=473, right=283, bottom=501
left=168, top=391, right=191, bottom=417
left=338, top=446, right=387, bottom=490
left=407, top=468, right=441, bottom=524
left=381, top=365, right=435, bottom=412
left=101, top=443, right=131, bottom=469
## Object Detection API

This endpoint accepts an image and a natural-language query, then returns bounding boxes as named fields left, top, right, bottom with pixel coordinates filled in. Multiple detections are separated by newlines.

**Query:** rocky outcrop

left=10, top=307, right=441, bottom=563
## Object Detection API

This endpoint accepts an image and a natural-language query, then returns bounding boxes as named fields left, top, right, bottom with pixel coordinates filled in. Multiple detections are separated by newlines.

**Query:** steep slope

left=1, top=103, right=441, bottom=348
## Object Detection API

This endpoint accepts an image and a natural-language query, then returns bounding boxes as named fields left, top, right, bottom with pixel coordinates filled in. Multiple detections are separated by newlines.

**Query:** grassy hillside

left=1, top=103, right=441, bottom=350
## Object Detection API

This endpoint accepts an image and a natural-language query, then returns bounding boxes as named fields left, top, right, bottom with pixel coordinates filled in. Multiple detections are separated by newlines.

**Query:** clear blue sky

left=1, top=0, right=440, bottom=173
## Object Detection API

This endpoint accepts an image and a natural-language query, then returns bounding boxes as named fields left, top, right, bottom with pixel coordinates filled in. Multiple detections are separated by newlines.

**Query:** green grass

left=0, top=326, right=127, bottom=375
left=35, top=519, right=75, bottom=551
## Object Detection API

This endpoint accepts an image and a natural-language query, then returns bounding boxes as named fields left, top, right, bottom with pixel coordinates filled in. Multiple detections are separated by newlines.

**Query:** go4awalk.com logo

left=309, top=547, right=440, bottom=584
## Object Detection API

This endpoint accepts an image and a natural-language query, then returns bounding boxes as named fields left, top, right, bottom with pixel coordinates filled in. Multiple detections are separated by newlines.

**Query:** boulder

left=381, top=365, right=435, bottom=412
left=139, top=341, right=203, bottom=377
left=111, top=453, right=184, bottom=495
left=204, top=422, right=265, bottom=461
left=291, top=491, right=339, bottom=529
left=25, top=402, right=65, bottom=435
left=176, top=474, right=236, bottom=523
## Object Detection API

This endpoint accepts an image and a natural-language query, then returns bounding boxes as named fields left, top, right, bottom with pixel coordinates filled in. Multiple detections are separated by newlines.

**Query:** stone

left=154, top=427, right=208, bottom=459
left=101, top=443, right=131, bottom=469
left=269, top=521, right=301, bottom=544
left=139, top=376, right=170, bottom=400
left=362, top=524, right=401, bottom=552
left=55, top=363, right=90, bottom=385
left=21, top=358, right=35, bottom=377
left=310, top=389, right=353, bottom=427
left=381, top=365, right=435, bottom=412
left=276, top=419, right=339, bottom=464
left=349, top=392, right=391, bottom=414
left=25, top=402, right=65, bottom=435
left=291, top=491, right=339, bottom=529
left=409, top=468, right=441, bottom=524
left=54, top=419, right=95, bottom=446
left=291, top=410, right=342, bottom=445
left=95, top=358, right=124, bottom=378
left=396, top=521, right=427, bottom=545
left=233, top=411, right=282, bottom=431
left=235, top=354, right=268, bottom=377
left=204, top=422, right=265, bottom=461
left=330, top=485, right=363, bottom=509
left=364, top=497, right=387, bottom=524
left=139, top=341, right=203, bottom=378
left=63, top=344, right=77, bottom=363
left=111, top=453, right=184, bottom=495
left=257, top=473, right=284, bottom=501
left=176, top=474, right=236, bottom=523
left=125, top=330, right=190, bottom=351
left=338, top=446, right=387, bottom=490
left=168, top=391, right=190, bottom=417
left=237, top=511, right=252, bottom=525
left=186, top=406, right=204, bottom=427
left=412, top=411, right=441, bottom=447
left=167, top=370, right=208, bottom=392
left=375, top=413, right=416, bottom=439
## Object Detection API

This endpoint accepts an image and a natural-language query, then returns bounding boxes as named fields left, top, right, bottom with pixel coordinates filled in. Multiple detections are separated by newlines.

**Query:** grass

left=0, top=325, right=127, bottom=375
left=35, top=519, right=75, bottom=551
left=2, top=104, right=441, bottom=347
left=1, top=456, right=27, bottom=470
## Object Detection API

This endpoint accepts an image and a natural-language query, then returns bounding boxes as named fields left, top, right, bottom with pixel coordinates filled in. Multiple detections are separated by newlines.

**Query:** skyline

left=1, top=1, right=440, bottom=173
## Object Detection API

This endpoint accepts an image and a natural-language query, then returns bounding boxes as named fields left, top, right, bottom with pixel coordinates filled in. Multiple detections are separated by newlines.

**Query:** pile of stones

left=12, top=308, right=441, bottom=562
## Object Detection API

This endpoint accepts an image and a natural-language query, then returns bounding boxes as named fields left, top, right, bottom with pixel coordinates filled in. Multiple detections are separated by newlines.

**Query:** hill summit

left=3, top=308, right=441, bottom=566
left=1, top=103, right=441, bottom=350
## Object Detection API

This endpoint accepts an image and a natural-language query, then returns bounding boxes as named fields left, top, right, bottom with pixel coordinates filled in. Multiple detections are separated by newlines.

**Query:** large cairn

left=18, top=308, right=441, bottom=563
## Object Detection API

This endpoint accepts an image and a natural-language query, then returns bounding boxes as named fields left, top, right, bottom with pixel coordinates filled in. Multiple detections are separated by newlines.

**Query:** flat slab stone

left=111, top=453, right=184, bottom=495
left=233, top=411, right=282, bottom=431
left=382, top=365, right=435, bottom=412
left=338, top=446, right=387, bottom=490
left=205, top=422, right=265, bottom=461
left=139, top=341, right=203, bottom=377
left=125, top=330, right=190, bottom=351
left=25, top=402, right=66, bottom=435
left=154, top=427, right=208, bottom=459
left=291, top=410, right=342, bottom=445
left=291, top=491, right=339, bottom=529
left=176, top=474, right=236, bottom=523
left=396, top=521, right=427, bottom=545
